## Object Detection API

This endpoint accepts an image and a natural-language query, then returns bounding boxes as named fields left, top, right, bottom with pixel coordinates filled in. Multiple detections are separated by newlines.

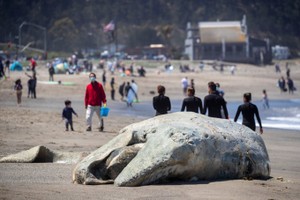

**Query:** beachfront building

left=184, top=16, right=272, bottom=65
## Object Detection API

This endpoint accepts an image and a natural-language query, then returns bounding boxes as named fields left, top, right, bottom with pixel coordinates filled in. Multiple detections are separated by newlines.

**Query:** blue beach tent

left=9, top=61, right=23, bottom=71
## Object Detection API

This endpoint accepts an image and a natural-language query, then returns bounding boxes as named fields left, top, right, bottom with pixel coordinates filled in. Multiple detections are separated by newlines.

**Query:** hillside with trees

left=0, top=0, right=299, bottom=57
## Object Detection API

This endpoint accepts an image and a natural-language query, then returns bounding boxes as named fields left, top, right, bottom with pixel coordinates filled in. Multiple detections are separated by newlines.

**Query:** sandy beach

left=0, top=59, right=300, bottom=199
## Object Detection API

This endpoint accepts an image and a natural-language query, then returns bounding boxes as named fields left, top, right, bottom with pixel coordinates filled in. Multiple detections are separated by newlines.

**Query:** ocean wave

left=262, top=123, right=300, bottom=131
left=266, top=117, right=300, bottom=123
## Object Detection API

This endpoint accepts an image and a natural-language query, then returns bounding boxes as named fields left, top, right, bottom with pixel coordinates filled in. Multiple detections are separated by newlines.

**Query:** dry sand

left=0, top=60, right=300, bottom=199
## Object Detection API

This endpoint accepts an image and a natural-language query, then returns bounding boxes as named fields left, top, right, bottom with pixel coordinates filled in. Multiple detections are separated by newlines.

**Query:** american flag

left=103, top=21, right=115, bottom=32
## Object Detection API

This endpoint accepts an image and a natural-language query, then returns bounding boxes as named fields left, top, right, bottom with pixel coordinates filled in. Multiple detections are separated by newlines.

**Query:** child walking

left=14, top=79, right=23, bottom=106
left=262, top=89, right=270, bottom=109
left=62, top=100, right=78, bottom=131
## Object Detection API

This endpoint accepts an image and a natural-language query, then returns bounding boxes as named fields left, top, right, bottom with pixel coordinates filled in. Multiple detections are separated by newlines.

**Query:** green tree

left=48, top=17, right=79, bottom=51
left=1, top=0, right=299, bottom=54
left=155, top=24, right=174, bottom=57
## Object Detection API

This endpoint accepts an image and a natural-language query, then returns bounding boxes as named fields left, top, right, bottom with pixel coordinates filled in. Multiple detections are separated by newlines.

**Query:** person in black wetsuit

left=153, top=85, right=171, bottom=116
left=202, top=81, right=228, bottom=119
left=234, top=93, right=263, bottom=134
left=181, top=87, right=203, bottom=113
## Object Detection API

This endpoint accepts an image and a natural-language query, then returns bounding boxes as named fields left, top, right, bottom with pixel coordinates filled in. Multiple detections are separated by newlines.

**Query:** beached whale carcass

left=73, top=112, right=270, bottom=186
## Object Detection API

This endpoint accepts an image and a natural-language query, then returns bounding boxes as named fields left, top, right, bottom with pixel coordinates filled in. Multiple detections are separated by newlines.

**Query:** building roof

left=199, top=21, right=247, bottom=44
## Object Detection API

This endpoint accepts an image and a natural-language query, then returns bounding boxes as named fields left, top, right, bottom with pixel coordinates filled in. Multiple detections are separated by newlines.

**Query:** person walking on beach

left=216, top=82, right=227, bottom=118
left=48, top=64, right=55, bottom=82
left=0, top=57, right=5, bottom=79
left=262, top=89, right=269, bottom=109
left=118, top=81, right=125, bottom=101
left=234, top=93, right=263, bottom=134
left=85, top=72, right=107, bottom=132
left=102, top=70, right=106, bottom=88
left=230, top=65, right=236, bottom=75
left=199, top=61, right=204, bottom=72
left=129, top=63, right=134, bottom=76
left=202, top=81, right=228, bottom=119
left=190, top=79, right=195, bottom=90
left=125, top=82, right=130, bottom=97
left=110, top=77, right=115, bottom=100
left=181, top=87, right=203, bottom=113
left=181, top=77, right=188, bottom=96
left=153, top=85, right=171, bottom=116
left=25, top=72, right=37, bottom=98
left=126, top=80, right=138, bottom=107
left=62, top=100, right=78, bottom=131
left=4, top=57, right=10, bottom=77
left=275, top=63, right=281, bottom=73
left=287, top=77, right=295, bottom=94
left=286, top=62, right=290, bottom=78
left=29, top=58, right=37, bottom=73
left=14, top=79, right=23, bottom=106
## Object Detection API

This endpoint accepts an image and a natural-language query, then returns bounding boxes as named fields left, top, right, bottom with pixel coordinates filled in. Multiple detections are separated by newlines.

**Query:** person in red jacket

left=85, top=72, right=107, bottom=131
left=30, top=58, right=37, bottom=73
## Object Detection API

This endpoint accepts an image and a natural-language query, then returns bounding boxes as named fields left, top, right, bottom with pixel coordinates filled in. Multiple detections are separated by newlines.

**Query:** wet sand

left=0, top=60, right=300, bottom=199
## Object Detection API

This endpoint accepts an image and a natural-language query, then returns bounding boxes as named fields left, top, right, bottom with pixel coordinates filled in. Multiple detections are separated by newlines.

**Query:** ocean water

left=227, top=99, right=300, bottom=131
left=1, top=91, right=298, bottom=131
left=111, top=98, right=300, bottom=131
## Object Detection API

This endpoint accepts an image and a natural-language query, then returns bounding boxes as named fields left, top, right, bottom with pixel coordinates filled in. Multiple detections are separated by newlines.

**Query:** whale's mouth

left=86, top=143, right=144, bottom=184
